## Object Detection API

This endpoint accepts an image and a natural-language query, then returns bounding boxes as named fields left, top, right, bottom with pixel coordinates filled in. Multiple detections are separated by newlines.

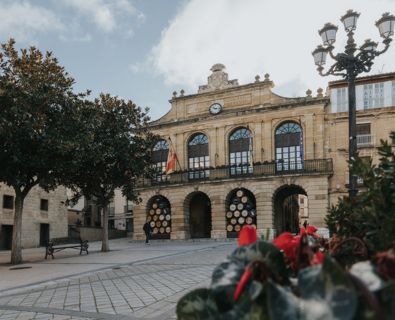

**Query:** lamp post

left=312, top=10, right=395, bottom=200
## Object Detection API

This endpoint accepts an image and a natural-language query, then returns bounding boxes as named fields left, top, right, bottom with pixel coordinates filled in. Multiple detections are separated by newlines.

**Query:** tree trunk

left=101, top=205, right=109, bottom=252
left=11, top=192, right=24, bottom=264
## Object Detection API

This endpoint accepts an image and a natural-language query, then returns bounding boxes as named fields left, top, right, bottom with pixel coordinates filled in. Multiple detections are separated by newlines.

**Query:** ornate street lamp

left=312, top=10, right=395, bottom=199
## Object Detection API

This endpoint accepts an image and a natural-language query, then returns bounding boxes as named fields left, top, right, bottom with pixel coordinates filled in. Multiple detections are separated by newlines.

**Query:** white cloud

left=152, top=0, right=395, bottom=97
left=0, top=1, right=63, bottom=41
left=62, top=0, right=144, bottom=33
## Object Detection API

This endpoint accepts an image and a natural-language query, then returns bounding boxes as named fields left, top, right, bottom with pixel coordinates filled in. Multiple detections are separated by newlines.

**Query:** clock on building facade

left=209, top=103, right=222, bottom=114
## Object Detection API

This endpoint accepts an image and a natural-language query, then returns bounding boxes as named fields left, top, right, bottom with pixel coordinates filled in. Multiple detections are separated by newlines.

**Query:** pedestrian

left=143, top=219, right=152, bottom=244
left=303, top=220, right=308, bottom=229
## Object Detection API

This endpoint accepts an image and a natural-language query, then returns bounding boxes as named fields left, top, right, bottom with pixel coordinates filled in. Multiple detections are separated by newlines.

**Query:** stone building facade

left=0, top=185, right=68, bottom=249
left=133, top=65, right=395, bottom=241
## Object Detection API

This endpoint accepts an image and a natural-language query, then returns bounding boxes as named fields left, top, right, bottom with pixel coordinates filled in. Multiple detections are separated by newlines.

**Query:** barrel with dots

left=146, top=196, right=171, bottom=239
left=226, top=189, right=257, bottom=238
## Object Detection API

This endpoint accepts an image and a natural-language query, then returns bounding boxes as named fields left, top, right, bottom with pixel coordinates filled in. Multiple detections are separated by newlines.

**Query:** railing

left=357, top=134, right=374, bottom=147
left=137, top=158, right=333, bottom=187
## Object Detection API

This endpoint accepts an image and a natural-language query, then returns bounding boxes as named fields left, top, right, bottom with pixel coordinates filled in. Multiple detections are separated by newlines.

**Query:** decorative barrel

left=226, top=189, right=256, bottom=238
left=146, top=196, right=171, bottom=239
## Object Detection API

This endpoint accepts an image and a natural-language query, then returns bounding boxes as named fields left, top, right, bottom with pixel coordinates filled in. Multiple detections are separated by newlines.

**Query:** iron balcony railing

left=138, top=158, right=333, bottom=187
left=357, top=134, right=374, bottom=147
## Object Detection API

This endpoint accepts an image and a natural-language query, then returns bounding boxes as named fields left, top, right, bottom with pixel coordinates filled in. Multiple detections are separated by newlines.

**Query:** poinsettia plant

left=177, top=226, right=395, bottom=320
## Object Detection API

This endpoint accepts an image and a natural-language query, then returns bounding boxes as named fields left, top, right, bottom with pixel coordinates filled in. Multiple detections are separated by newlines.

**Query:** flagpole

left=168, top=137, right=182, bottom=171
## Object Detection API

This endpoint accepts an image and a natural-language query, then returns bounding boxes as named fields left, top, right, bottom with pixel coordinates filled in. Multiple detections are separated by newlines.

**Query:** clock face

left=209, top=103, right=222, bottom=114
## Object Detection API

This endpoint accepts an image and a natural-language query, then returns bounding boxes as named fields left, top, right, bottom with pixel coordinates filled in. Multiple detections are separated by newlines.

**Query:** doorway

left=273, top=185, right=307, bottom=234
left=40, top=223, right=50, bottom=247
left=0, top=225, right=13, bottom=250
left=189, top=192, right=212, bottom=238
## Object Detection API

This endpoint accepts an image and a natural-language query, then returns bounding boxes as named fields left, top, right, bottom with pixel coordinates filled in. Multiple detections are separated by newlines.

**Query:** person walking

left=143, top=220, right=152, bottom=244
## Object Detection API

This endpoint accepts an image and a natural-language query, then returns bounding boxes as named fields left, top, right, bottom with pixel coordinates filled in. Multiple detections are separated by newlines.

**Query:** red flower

left=238, top=225, right=257, bottom=246
left=311, top=251, right=325, bottom=265
left=299, top=227, right=306, bottom=235
left=306, top=226, right=318, bottom=235
left=273, top=232, right=299, bottom=260
left=234, top=267, right=252, bottom=301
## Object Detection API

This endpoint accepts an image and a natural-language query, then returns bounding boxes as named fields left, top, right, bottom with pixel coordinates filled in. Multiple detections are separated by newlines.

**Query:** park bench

left=45, top=237, right=89, bottom=259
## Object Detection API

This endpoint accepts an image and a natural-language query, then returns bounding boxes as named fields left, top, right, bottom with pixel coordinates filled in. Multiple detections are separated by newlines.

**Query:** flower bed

left=176, top=226, right=395, bottom=320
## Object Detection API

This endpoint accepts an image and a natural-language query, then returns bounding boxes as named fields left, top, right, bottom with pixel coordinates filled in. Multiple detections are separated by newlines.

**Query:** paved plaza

left=0, top=239, right=236, bottom=319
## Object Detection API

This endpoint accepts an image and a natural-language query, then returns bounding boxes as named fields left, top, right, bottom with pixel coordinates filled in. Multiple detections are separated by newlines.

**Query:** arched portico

left=184, top=191, right=212, bottom=238
left=273, top=184, right=307, bottom=234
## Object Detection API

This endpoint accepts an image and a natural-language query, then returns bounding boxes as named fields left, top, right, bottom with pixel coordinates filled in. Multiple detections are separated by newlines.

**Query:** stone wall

left=0, top=184, right=68, bottom=248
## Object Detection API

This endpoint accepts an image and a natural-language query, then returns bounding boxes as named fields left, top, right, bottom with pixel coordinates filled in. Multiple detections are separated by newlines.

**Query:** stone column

left=210, top=191, right=226, bottom=239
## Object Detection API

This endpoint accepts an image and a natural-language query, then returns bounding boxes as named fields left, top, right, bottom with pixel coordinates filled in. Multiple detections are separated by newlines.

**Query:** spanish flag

left=165, top=138, right=177, bottom=175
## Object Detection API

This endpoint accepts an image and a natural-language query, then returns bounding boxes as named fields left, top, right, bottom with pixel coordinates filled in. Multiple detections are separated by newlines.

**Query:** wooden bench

left=45, top=237, right=89, bottom=259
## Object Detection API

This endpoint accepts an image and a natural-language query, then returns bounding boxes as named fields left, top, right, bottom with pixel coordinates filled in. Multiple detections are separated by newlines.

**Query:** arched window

left=229, top=127, right=253, bottom=175
left=152, top=140, right=169, bottom=181
left=275, top=122, right=303, bottom=171
left=188, top=133, right=209, bottom=179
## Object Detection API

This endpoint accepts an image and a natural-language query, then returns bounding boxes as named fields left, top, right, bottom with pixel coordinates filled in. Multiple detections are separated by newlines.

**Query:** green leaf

left=298, top=256, right=357, bottom=320
left=176, top=288, right=218, bottom=320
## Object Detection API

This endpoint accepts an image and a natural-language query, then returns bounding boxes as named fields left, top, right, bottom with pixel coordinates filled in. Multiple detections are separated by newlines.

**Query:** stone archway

left=273, top=185, right=307, bottom=234
left=187, top=192, right=212, bottom=238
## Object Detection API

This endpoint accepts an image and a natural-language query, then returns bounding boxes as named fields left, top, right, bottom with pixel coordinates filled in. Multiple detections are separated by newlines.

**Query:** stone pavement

left=0, top=239, right=236, bottom=319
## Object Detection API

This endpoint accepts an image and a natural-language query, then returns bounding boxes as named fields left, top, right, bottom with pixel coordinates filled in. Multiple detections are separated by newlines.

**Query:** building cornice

left=148, top=97, right=329, bottom=130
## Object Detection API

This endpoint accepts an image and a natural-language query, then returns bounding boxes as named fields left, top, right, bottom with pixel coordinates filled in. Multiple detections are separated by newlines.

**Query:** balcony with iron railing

left=137, top=158, right=333, bottom=188
left=357, top=134, right=374, bottom=147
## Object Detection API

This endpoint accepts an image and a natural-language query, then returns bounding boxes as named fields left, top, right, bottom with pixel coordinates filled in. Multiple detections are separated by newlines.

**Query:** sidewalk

left=0, top=238, right=236, bottom=319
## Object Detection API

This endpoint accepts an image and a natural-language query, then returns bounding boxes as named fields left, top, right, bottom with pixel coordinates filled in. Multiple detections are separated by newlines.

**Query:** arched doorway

left=146, top=195, right=171, bottom=239
left=226, top=188, right=256, bottom=238
left=273, top=185, right=307, bottom=235
left=188, top=192, right=212, bottom=238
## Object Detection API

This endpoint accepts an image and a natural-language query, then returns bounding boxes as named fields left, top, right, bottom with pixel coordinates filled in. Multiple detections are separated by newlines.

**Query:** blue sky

left=1, top=0, right=395, bottom=120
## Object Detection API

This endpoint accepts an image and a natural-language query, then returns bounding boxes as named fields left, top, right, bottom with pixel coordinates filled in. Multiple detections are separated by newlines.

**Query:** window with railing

left=152, top=140, right=169, bottom=182
left=356, top=123, right=373, bottom=147
left=188, top=133, right=209, bottom=179
left=364, top=83, right=384, bottom=109
left=229, top=128, right=253, bottom=176
left=275, top=122, right=303, bottom=172
left=337, top=87, right=348, bottom=112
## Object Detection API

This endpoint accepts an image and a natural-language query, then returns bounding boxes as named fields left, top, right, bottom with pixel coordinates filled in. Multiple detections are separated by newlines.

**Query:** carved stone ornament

left=281, top=176, right=297, bottom=186
left=198, top=63, right=239, bottom=93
